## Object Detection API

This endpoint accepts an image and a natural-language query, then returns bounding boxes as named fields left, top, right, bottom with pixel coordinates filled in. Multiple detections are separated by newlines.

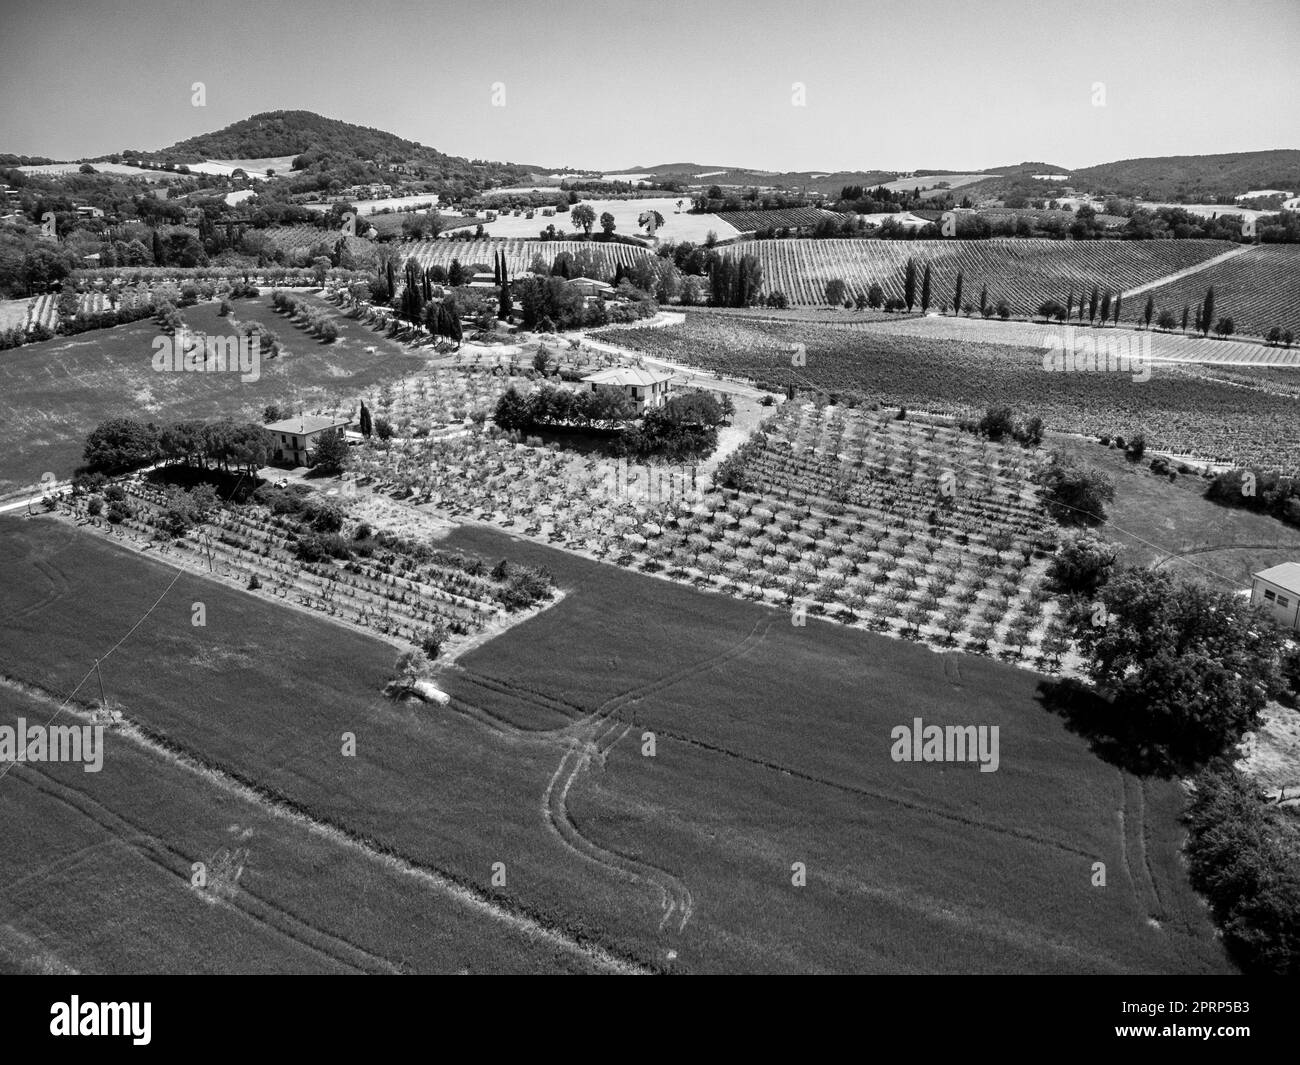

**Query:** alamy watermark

left=152, top=330, right=260, bottom=383
left=0, top=719, right=105, bottom=772
left=890, top=717, right=1000, bottom=773
left=50, top=997, right=150, bottom=1045
left=1042, top=325, right=1151, bottom=382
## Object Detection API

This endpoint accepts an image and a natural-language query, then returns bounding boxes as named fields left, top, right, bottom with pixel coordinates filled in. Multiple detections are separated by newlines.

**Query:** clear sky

left=1, top=0, right=1297, bottom=172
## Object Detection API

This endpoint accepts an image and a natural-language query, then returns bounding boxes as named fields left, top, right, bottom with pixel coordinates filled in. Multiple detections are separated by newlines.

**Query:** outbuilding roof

left=1253, top=563, right=1300, bottom=596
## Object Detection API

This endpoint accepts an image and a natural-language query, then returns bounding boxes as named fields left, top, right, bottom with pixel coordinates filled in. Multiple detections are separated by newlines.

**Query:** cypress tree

left=920, top=263, right=932, bottom=313
left=953, top=270, right=964, bottom=316
left=1113, top=291, right=1122, bottom=324
left=904, top=258, right=918, bottom=310
left=359, top=401, right=373, bottom=438
left=1202, top=286, right=1215, bottom=336
left=498, top=275, right=511, bottom=319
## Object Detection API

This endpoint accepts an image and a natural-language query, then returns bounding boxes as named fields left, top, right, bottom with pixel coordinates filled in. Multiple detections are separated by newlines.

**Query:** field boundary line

left=2, top=758, right=400, bottom=974
left=1119, top=244, right=1252, bottom=299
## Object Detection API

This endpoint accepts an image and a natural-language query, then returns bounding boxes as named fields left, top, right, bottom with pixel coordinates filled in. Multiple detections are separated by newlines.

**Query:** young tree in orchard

left=571, top=203, right=595, bottom=237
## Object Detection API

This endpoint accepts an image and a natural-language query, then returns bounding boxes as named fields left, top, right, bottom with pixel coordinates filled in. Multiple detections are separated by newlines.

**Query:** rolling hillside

left=1119, top=243, right=1300, bottom=339
left=724, top=238, right=1238, bottom=312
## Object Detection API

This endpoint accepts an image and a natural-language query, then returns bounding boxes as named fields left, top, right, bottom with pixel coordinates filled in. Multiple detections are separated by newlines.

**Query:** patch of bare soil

left=1237, top=700, right=1300, bottom=802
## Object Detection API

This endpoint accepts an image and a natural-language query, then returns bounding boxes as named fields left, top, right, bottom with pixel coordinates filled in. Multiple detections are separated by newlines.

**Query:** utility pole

left=94, top=658, right=107, bottom=711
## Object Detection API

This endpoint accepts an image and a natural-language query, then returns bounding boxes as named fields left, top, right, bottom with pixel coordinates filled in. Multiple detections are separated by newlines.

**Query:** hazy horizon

left=2, top=0, right=1297, bottom=173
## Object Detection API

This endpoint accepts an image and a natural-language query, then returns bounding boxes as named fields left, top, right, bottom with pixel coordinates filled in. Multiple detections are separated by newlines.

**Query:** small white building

left=264, top=415, right=352, bottom=467
left=1250, top=563, right=1300, bottom=631
left=581, top=366, right=673, bottom=413
left=565, top=277, right=616, bottom=300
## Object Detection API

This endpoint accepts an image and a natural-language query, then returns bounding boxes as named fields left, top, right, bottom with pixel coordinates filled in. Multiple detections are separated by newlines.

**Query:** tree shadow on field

left=1034, top=678, right=1178, bottom=779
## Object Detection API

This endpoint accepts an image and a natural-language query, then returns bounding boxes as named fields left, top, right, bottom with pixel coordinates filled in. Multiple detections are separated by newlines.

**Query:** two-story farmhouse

left=264, top=415, right=352, bottom=467
left=580, top=366, right=674, bottom=413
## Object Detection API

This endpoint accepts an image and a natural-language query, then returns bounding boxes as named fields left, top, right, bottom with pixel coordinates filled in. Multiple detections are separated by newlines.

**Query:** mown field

left=0, top=293, right=421, bottom=494
left=0, top=517, right=1232, bottom=972
left=603, top=315, right=1300, bottom=472
left=722, top=238, right=1236, bottom=312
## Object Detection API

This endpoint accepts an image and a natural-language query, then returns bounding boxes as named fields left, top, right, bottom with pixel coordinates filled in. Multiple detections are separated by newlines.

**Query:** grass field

left=475, top=197, right=739, bottom=243
left=0, top=516, right=1233, bottom=972
left=0, top=682, right=592, bottom=974
left=0, top=293, right=422, bottom=494
left=1049, top=433, right=1300, bottom=588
